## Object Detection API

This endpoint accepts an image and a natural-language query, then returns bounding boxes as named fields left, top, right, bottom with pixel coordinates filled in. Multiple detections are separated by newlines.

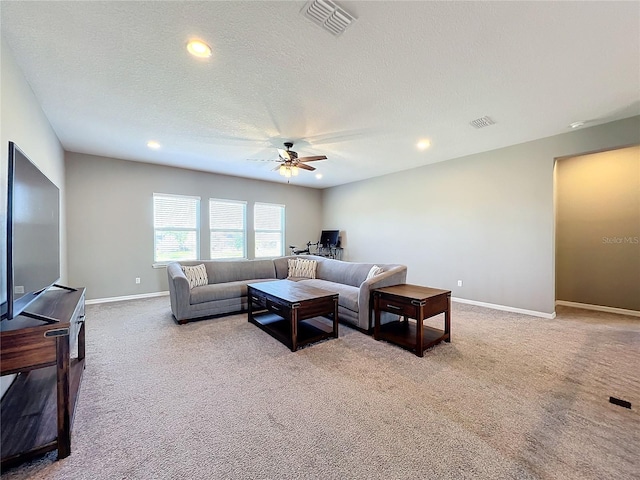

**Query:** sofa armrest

left=167, top=262, right=191, bottom=321
left=357, top=266, right=408, bottom=331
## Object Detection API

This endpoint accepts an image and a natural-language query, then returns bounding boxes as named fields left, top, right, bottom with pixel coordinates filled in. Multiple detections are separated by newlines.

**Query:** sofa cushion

left=288, top=258, right=317, bottom=279
left=204, top=259, right=276, bottom=284
left=181, top=264, right=208, bottom=289
left=315, top=259, right=375, bottom=287
left=190, top=278, right=276, bottom=305
left=366, top=265, right=384, bottom=280
left=287, top=259, right=298, bottom=277
left=298, top=279, right=359, bottom=313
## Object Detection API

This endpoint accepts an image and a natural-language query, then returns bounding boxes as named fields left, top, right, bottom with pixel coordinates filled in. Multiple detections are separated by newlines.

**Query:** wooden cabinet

left=1, top=287, right=86, bottom=469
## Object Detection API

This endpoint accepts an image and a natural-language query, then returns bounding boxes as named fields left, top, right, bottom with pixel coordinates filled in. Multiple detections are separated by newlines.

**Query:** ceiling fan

left=273, top=142, right=327, bottom=178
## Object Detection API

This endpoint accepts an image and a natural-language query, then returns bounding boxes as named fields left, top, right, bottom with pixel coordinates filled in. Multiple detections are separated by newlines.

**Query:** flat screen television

left=1, top=142, right=60, bottom=320
left=320, top=230, right=340, bottom=248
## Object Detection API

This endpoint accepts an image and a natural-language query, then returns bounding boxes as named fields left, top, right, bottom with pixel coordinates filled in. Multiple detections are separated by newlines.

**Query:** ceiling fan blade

left=272, top=164, right=283, bottom=171
left=278, top=149, right=291, bottom=161
left=297, top=163, right=315, bottom=171
left=297, top=155, right=327, bottom=162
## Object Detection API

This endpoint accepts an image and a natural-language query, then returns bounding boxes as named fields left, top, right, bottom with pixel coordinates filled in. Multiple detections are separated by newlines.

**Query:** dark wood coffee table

left=247, top=280, right=339, bottom=352
left=372, top=284, right=451, bottom=357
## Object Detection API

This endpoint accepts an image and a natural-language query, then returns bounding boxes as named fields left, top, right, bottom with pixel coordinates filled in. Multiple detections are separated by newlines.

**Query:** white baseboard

left=85, top=291, right=170, bottom=305
left=555, top=300, right=640, bottom=318
left=452, top=297, right=556, bottom=319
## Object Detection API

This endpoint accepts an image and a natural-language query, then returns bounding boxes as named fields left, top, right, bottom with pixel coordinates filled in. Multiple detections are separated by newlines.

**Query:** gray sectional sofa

left=167, top=255, right=407, bottom=331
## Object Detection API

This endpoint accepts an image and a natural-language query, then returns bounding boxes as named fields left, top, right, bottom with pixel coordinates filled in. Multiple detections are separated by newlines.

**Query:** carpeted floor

left=1, top=297, right=638, bottom=479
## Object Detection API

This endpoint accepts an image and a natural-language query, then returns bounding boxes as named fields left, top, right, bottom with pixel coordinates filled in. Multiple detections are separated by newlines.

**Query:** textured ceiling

left=1, top=1, right=639, bottom=188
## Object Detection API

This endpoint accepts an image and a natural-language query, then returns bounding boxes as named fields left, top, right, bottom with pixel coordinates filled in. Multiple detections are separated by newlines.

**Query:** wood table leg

left=368, top=294, right=373, bottom=332
left=373, top=294, right=381, bottom=340
left=445, top=294, right=451, bottom=343
left=56, top=335, right=71, bottom=459
left=333, top=298, right=339, bottom=338
left=247, top=288, right=254, bottom=323
left=291, top=308, right=298, bottom=352
left=78, top=320, right=86, bottom=361
left=416, top=306, right=424, bottom=357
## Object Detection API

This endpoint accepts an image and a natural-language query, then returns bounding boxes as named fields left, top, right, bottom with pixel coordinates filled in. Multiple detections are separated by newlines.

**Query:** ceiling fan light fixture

left=274, top=142, right=327, bottom=179
left=279, top=164, right=293, bottom=178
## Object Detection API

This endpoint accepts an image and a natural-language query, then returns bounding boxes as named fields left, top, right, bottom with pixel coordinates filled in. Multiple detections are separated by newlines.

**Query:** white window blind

left=153, top=193, right=200, bottom=262
left=209, top=199, right=246, bottom=259
left=254, top=202, right=285, bottom=258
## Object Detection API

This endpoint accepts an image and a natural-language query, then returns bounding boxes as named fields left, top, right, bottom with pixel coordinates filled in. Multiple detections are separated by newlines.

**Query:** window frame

left=152, top=193, right=201, bottom=264
left=209, top=198, right=247, bottom=260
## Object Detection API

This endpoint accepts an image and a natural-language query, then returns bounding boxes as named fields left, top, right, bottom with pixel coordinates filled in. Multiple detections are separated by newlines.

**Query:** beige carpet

left=1, top=298, right=638, bottom=479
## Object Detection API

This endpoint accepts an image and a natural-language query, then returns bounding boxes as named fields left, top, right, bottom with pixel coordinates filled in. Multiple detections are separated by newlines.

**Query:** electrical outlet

left=14, top=285, right=25, bottom=294
left=135, top=277, right=141, bottom=284
left=457, top=280, right=463, bottom=287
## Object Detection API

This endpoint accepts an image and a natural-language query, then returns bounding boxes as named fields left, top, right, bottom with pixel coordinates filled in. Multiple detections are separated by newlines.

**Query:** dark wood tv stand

left=0, top=287, right=86, bottom=469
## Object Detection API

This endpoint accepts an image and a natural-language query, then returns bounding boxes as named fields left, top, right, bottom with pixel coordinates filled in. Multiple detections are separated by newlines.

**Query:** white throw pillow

left=295, top=258, right=317, bottom=279
left=288, top=258, right=317, bottom=279
left=366, top=265, right=384, bottom=280
left=287, top=258, right=298, bottom=277
left=181, top=264, right=208, bottom=289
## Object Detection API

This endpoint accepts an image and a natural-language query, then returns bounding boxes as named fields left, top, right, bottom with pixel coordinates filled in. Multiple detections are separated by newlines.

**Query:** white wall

left=1, top=36, right=66, bottom=396
left=322, top=116, right=640, bottom=316
left=65, top=152, right=323, bottom=300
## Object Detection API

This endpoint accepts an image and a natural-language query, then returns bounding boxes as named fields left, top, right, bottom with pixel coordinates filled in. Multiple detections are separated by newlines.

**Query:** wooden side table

left=372, top=284, right=451, bottom=357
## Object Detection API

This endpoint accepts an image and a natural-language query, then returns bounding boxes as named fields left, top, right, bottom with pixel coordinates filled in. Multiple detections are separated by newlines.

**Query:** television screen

left=3, top=142, right=60, bottom=319
left=320, top=230, right=340, bottom=248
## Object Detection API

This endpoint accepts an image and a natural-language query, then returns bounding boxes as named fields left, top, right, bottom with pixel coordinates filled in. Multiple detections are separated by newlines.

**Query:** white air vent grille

left=470, top=116, right=496, bottom=129
left=301, top=0, right=356, bottom=37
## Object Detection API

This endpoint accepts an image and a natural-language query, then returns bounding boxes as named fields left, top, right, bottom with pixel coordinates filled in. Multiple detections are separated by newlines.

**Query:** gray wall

left=1, top=37, right=66, bottom=395
left=322, top=116, right=640, bottom=315
left=65, top=152, right=323, bottom=300
left=1, top=37, right=67, bottom=298
left=556, top=145, right=640, bottom=311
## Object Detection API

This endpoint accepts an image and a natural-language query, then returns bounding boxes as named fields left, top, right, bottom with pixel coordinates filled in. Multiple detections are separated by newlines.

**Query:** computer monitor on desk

left=320, top=230, right=340, bottom=248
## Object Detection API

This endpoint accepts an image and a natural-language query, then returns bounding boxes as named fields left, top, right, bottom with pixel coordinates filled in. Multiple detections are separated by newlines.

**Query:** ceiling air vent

left=470, top=116, right=496, bottom=129
left=301, top=0, right=356, bottom=37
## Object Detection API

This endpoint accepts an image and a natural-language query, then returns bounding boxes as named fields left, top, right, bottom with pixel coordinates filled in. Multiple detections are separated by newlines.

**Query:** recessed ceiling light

left=315, top=173, right=323, bottom=179
left=187, top=39, right=212, bottom=58
left=569, top=121, right=585, bottom=129
left=416, top=139, right=431, bottom=150
left=147, top=140, right=161, bottom=149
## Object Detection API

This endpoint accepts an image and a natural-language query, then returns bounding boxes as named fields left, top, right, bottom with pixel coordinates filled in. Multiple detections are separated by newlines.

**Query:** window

left=209, top=199, right=246, bottom=259
left=153, top=193, right=200, bottom=262
left=254, top=203, right=285, bottom=258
